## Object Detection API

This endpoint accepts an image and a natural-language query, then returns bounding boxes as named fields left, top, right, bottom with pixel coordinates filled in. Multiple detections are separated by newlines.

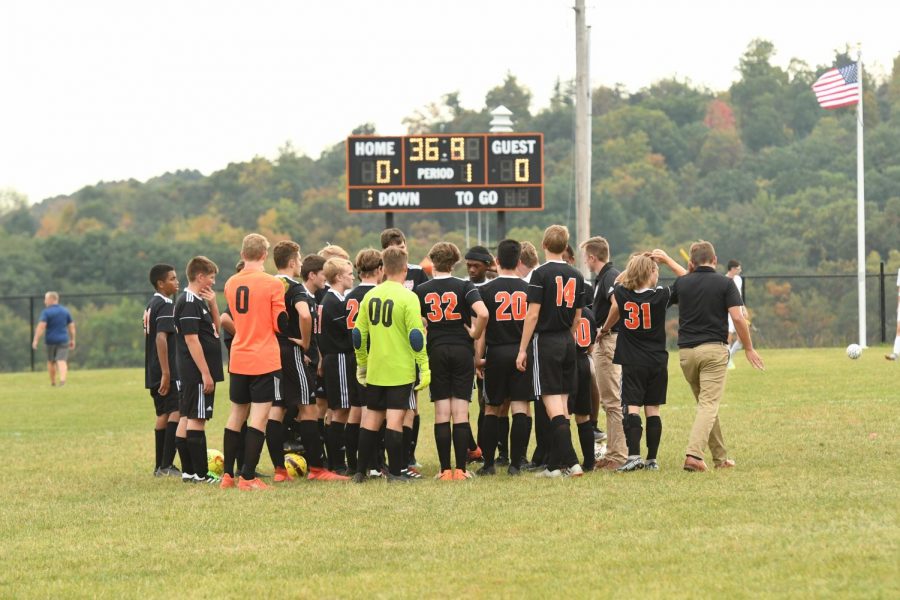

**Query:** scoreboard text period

left=346, top=133, right=544, bottom=212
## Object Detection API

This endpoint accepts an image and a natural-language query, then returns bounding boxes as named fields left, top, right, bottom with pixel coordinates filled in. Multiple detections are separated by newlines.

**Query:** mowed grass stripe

left=0, top=348, right=897, bottom=598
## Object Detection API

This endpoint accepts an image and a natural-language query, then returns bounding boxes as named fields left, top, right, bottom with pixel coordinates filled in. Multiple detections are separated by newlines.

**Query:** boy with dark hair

left=221, top=234, right=287, bottom=491
left=144, top=263, right=181, bottom=477
left=418, top=242, right=488, bottom=480
left=173, top=256, right=223, bottom=484
left=353, top=246, right=431, bottom=483
left=516, top=225, right=586, bottom=478
left=476, top=239, right=534, bottom=475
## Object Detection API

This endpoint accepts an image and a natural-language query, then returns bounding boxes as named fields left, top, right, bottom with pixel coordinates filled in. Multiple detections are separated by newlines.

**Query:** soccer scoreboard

left=346, top=133, right=544, bottom=212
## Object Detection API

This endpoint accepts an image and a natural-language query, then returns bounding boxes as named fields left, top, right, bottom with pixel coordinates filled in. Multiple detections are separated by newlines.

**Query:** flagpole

left=856, top=47, right=867, bottom=347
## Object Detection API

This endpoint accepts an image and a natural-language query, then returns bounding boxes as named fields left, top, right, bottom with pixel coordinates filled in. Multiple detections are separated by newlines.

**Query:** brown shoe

left=683, top=455, right=708, bottom=472
left=595, top=458, right=624, bottom=471
left=715, top=459, right=736, bottom=469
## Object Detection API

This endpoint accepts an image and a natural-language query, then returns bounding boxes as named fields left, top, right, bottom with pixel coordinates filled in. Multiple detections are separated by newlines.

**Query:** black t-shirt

left=612, top=285, right=673, bottom=367
left=403, top=263, right=430, bottom=292
left=320, top=289, right=352, bottom=355
left=173, top=290, right=224, bottom=382
left=527, top=261, right=586, bottom=333
left=275, top=275, right=307, bottom=342
left=417, top=276, right=482, bottom=347
left=480, top=276, right=530, bottom=347
left=575, top=306, right=597, bottom=355
left=345, top=283, right=375, bottom=331
left=144, top=293, right=178, bottom=388
left=671, top=266, right=743, bottom=348
left=593, top=262, right=621, bottom=333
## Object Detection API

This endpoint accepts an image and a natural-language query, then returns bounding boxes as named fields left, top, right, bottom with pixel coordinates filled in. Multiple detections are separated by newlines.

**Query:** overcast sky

left=2, top=0, right=898, bottom=204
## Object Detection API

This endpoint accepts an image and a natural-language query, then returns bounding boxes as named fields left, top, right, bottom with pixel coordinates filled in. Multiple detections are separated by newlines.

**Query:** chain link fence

left=0, top=266, right=897, bottom=373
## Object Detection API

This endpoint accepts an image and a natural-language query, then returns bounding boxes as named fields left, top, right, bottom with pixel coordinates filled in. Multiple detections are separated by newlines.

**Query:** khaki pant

left=592, top=333, right=626, bottom=463
left=679, top=343, right=729, bottom=464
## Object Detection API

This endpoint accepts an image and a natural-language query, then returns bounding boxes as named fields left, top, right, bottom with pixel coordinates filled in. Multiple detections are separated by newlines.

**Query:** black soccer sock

left=187, top=430, right=208, bottom=478
left=176, top=435, right=193, bottom=475
left=410, top=414, right=420, bottom=462
left=645, top=415, right=662, bottom=461
left=551, top=416, right=579, bottom=470
left=467, top=426, right=478, bottom=452
left=402, top=426, right=414, bottom=467
left=481, top=415, right=499, bottom=467
left=154, top=428, right=165, bottom=469
left=299, top=420, right=324, bottom=469
left=345, top=423, right=360, bottom=472
left=376, top=421, right=387, bottom=470
left=577, top=421, right=595, bottom=470
left=327, top=422, right=347, bottom=470
left=476, top=406, right=485, bottom=450
left=532, top=400, right=549, bottom=465
left=452, top=423, right=472, bottom=472
left=624, top=413, right=643, bottom=457
left=590, top=418, right=598, bottom=429
left=356, top=427, right=377, bottom=475
left=510, top=413, right=531, bottom=467
left=162, top=421, right=178, bottom=468
left=265, top=419, right=285, bottom=469
left=384, top=428, right=403, bottom=476
left=223, top=427, right=241, bottom=477
left=434, top=422, right=452, bottom=471
left=240, top=426, right=266, bottom=480
left=236, top=422, right=248, bottom=471
left=318, top=418, right=328, bottom=463
left=497, top=416, right=510, bottom=459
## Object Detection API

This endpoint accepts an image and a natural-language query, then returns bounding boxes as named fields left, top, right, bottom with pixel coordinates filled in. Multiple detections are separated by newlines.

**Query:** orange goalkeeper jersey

left=224, top=268, right=286, bottom=375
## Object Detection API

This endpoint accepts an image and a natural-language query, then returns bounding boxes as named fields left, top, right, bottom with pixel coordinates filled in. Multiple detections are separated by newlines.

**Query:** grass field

left=1, top=348, right=898, bottom=599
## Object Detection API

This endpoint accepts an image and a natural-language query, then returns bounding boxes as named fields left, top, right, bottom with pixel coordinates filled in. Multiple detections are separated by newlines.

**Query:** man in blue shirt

left=32, top=291, right=75, bottom=386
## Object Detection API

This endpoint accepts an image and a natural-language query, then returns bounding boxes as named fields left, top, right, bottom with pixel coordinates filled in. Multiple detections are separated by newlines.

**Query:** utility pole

left=574, top=0, right=591, bottom=275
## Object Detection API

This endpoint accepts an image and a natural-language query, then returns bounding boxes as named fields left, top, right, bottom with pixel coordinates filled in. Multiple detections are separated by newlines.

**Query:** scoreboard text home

left=346, top=133, right=544, bottom=212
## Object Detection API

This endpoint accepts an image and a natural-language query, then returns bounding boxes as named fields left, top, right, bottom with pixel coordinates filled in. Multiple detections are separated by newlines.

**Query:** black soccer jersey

left=173, top=289, right=224, bottom=383
left=275, top=274, right=307, bottom=342
left=301, top=285, right=321, bottom=365
left=612, top=285, right=673, bottom=367
left=403, top=263, right=429, bottom=292
left=416, top=276, right=482, bottom=346
left=527, top=260, right=586, bottom=333
left=144, top=293, right=178, bottom=388
left=480, top=276, right=529, bottom=347
left=592, top=262, right=621, bottom=333
left=575, top=306, right=597, bottom=355
left=320, top=288, right=352, bottom=355
left=345, top=283, right=375, bottom=331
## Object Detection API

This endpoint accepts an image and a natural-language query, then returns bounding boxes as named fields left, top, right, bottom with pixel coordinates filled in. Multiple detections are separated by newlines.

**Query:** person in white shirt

left=726, top=259, right=747, bottom=369
left=887, top=268, right=900, bottom=361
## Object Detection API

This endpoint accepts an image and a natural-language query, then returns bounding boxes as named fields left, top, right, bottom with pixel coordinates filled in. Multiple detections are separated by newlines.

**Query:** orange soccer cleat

left=219, top=473, right=236, bottom=489
left=273, top=467, right=294, bottom=482
left=238, top=476, right=270, bottom=491
left=452, top=469, right=474, bottom=480
left=307, top=467, right=350, bottom=481
left=436, top=469, right=454, bottom=481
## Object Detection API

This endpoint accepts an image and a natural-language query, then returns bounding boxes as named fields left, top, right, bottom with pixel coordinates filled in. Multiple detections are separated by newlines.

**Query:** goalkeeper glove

left=356, top=365, right=367, bottom=386
left=414, top=369, right=431, bottom=392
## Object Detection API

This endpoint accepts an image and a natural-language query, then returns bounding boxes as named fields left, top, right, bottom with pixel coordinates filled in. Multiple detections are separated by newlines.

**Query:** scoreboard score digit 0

left=346, top=133, right=543, bottom=212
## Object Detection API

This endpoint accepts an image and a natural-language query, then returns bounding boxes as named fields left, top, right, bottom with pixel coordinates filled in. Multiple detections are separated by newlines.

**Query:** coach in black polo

left=652, top=242, right=763, bottom=472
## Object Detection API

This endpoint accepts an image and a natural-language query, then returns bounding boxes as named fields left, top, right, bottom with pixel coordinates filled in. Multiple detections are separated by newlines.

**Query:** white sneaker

left=534, top=468, right=562, bottom=478
left=564, top=464, right=584, bottom=477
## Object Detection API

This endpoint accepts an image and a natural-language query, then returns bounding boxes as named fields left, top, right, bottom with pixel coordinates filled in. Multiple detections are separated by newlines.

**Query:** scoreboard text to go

left=345, top=133, right=543, bottom=212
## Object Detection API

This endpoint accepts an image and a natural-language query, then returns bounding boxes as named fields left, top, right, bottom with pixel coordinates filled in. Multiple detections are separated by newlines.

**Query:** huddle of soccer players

left=144, top=223, right=764, bottom=485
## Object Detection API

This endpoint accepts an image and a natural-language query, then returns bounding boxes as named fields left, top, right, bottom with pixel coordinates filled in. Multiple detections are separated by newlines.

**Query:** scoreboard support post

left=385, top=212, right=394, bottom=230
left=497, top=211, right=506, bottom=241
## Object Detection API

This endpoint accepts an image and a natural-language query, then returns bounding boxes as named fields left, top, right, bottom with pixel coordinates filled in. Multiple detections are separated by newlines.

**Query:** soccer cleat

left=476, top=464, right=497, bottom=476
left=564, top=464, right=584, bottom=477
left=715, top=459, right=736, bottom=469
left=885, top=353, right=898, bottom=361
left=435, top=469, right=454, bottom=481
left=220, top=473, right=236, bottom=489
left=202, top=472, right=221, bottom=484
left=644, top=459, right=659, bottom=471
left=616, top=457, right=645, bottom=472
left=400, top=468, right=422, bottom=480
left=507, top=464, right=522, bottom=476
left=154, top=467, right=163, bottom=477
left=523, top=461, right=546, bottom=472
left=307, top=467, right=350, bottom=481
left=159, top=465, right=182, bottom=477
left=453, top=469, right=475, bottom=480
left=683, top=455, right=708, bottom=472
left=495, top=455, right=510, bottom=467
left=273, top=467, right=294, bottom=483
left=534, top=468, right=562, bottom=478
left=593, top=428, right=608, bottom=442
left=595, top=458, right=624, bottom=471
left=351, top=472, right=367, bottom=484
left=466, top=447, right=483, bottom=464
left=237, top=476, right=269, bottom=491
left=368, top=468, right=386, bottom=479
left=386, top=473, right=413, bottom=484
left=181, top=472, right=196, bottom=483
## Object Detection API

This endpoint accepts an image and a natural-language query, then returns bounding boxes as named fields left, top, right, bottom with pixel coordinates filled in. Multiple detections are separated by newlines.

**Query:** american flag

left=812, top=63, right=860, bottom=109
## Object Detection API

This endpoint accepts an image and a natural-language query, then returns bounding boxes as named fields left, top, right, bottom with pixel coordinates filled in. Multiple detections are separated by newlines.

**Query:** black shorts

left=150, top=380, right=180, bottom=416
left=568, top=353, right=592, bottom=416
left=530, top=330, right=576, bottom=397
left=279, top=343, right=311, bottom=407
left=428, top=343, right=475, bottom=402
left=180, top=380, right=215, bottom=420
left=621, top=363, right=668, bottom=407
left=365, top=383, right=414, bottom=412
left=483, top=344, right=532, bottom=406
left=314, top=366, right=327, bottom=400
left=229, top=370, right=283, bottom=405
left=323, top=353, right=359, bottom=410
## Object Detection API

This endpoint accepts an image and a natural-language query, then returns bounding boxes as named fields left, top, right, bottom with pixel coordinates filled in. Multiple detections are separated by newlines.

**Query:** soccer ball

left=846, top=344, right=862, bottom=360
left=594, top=442, right=607, bottom=461
left=284, top=453, right=308, bottom=478
left=207, top=449, right=225, bottom=476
